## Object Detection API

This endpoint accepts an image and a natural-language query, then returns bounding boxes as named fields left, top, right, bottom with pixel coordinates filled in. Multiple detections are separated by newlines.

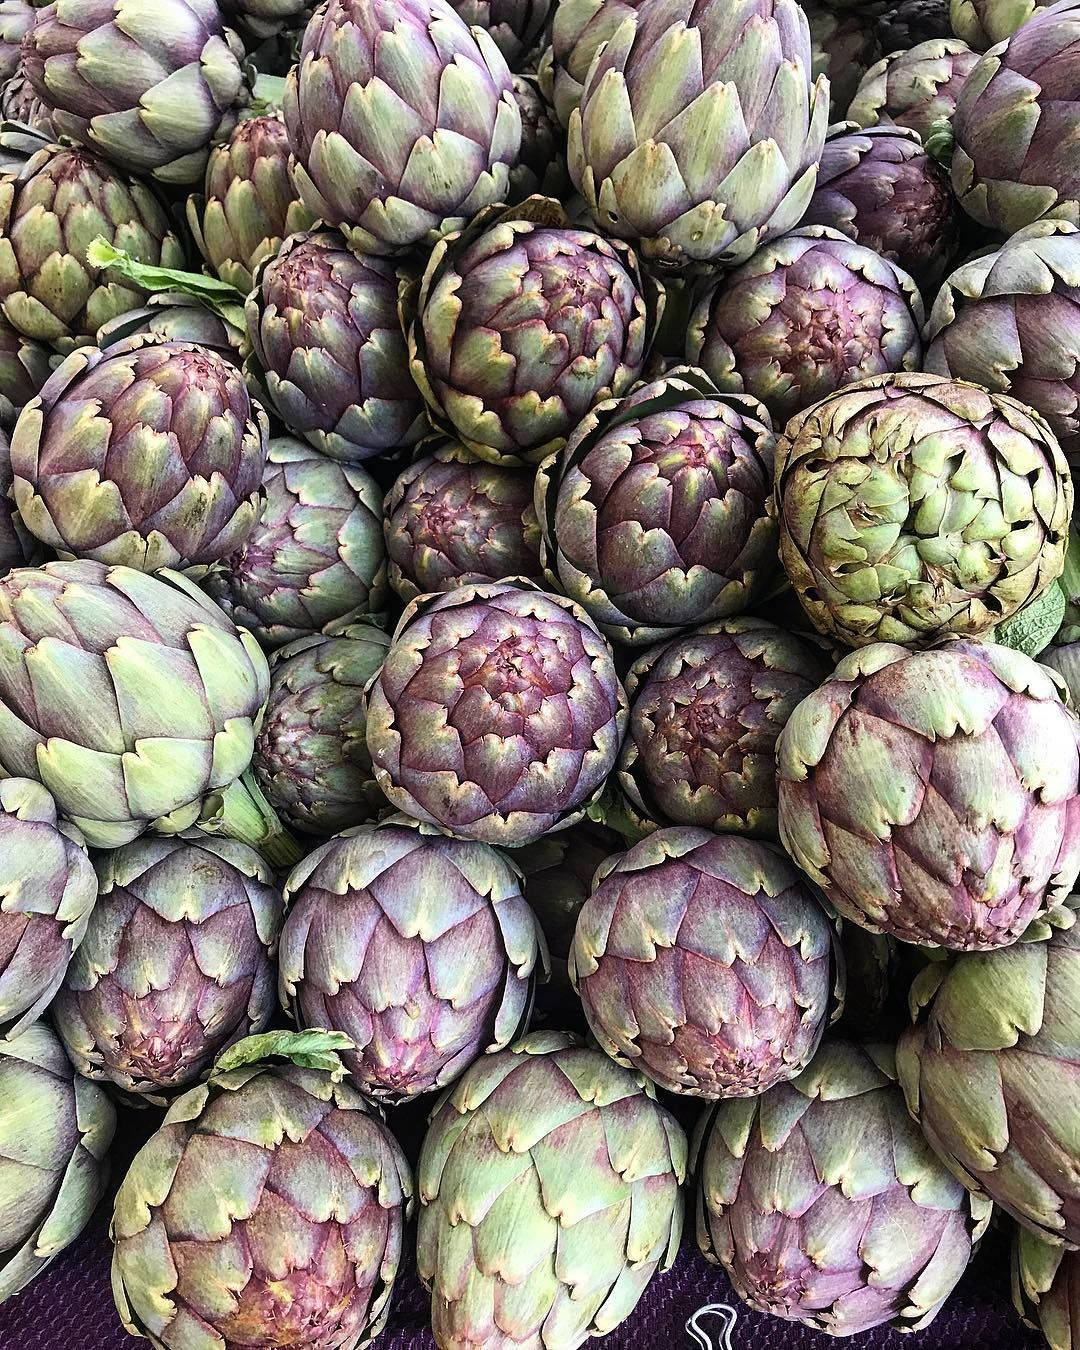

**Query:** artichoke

left=548, top=0, right=643, bottom=128
left=220, top=0, right=311, bottom=40
left=875, top=0, right=951, bottom=44
left=0, top=425, right=38, bottom=571
left=23, top=0, right=251, bottom=186
left=0, top=73, right=57, bottom=137
left=112, top=1031, right=413, bottom=1350
left=96, top=290, right=245, bottom=358
left=252, top=623, right=390, bottom=836
left=384, top=440, right=542, bottom=601
left=567, top=0, right=829, bottom=270
left=417, top=1031, right=686, bottom=1348
left=898, top=922, right=1080, bottom=1246
left=0, top=1021, right=116, bottom=1302
left=778, top=640, right=1080, bottom=950
left=1013, top=1228, right=1080, bottom=1349
left=365, top=581, right=628, bottom=848
left=534, top=367, right=778, bottom=647
left=0, top=315, right=50, bottom=428
left=696, top=1040, right=992, bottom=1335
left=284, top=0, right=522, bottom=256
left=405, top=201, right=662, bottom=466
left=202, top=436, right=387, bottom=650
left=507, top=73, right=570, bottom=203
left=775, top=373, right=1073, bottom=647
left=951, top=0, right=1055, bottom=47
left=618, top=616, right=829, bottom=837
left=450, top=0, right=552, bottom=67
left=805, top=2, right=882, bottom=110
left=570, top=827, right=840, bottom=1098
left=0, top=778, right=96, bottom=1040
left=187, top=112, right=315, bottom=295
left=246, top=229, right=426, bottom=466
left=847, top=36, right=979, bottom=141
left=0, top=1, right=35, bottom=82
left=686, top=226, right=924, bottom=428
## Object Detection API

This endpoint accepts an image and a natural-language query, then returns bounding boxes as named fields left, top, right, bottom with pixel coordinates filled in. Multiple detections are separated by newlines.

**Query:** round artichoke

left=112, top=1031, right=412, bottom=1350
left=951, top=0, right=1055, bottom=48
left=548, top=0, right=643, bottom=128
left=1013, top=1228, right=1080, bottom=1349
left=11, top=337, right=268, bottom=572
left=365, top=581, right=628, bottom=848
left=202, top=436, right=387, bottom=650
left=570, top=828, right=840, bottom=1098
left=686, top=226, right=924, bottom=428
left=696, top=1040, right=992, bottom=1335
left=187, top=112, right=315, bottom=294
left=898, top=922, right=1080, bottom=1246
left=774, top=373, right=1073, bottom=647
left=384, top=440, right=542, bottom=601
left=0, top=1021, right=116, bottom=1302
left=284, top=0, right=522, bottom=256
left=778, top=640, right=1080, bottom=950
left=0, top=1, right=35, bottom=82
left=847, top=36, right=979, bottom=140
left=418, top=1031, right=686, bottom=1348
left=450, top=0, right=551, bottom=67
left=22, top=0, right=251, bottom=186
left=618, top=616, right=829, bottom=837
left=534, top=367, right=778, bottom=647
left=805, top=2, right=882, bottom=110
left=0, top=315, right=50, bottom=428
left=507, top=73, right=570, bottom=203
left=52, top=834, right=282, bottom=1102
left=405, top=203, right=662, bottom=466
left=245, top=228, right=426, bottom=466
left=252, top=623, right=390, bottom=836
left=0, top=73, right=57, bottom=137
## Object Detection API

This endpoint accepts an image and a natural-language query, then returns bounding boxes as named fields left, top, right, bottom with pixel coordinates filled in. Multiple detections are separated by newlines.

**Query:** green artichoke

left=775, top=373, right=1073, bottom=648
left=112, top=1030, right=413, bottom=1350
left=417, top=1031, right=686, bottom=1348
left=507, top=73, right=570, bottom=204
left=451, top=0, right=552, bottom=67
left=252, top=624, right=390, bottom=836
left=805, top=2, right=882, bottom=110
left=696, top=1040, right=992, bottom=1335
left=548, top=0, right=643, bottom=128
left=0, top=314, right=50, bottom=428
left=0, top=1020, right=116, bottom=1302
left=847, top=36, right=979, bottom=140
left=778, top=640, right=1080, bottom=950
left=534, top=367, right=778, bottom=646
left=951, top=0, right=1055, bottom=48
left=1013, top=1227, right=1080, bottom=1349
left=0, top=73, right=57, bottom=138
left=95, top=290, right=245, bottom=358
left=0, top=426, right=40, bottom=572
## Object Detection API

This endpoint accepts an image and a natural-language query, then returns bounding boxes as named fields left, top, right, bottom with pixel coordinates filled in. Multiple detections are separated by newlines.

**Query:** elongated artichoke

left=112, top=1031, right=412, bottom=1350
left=284, top=0, right=521, bottom=256
left=418, top=1031, right=686, bottom=1348
left=548, top=0, right=643, bottom=128
left=246, top=229, right=426, bottom=466
left=778, top=641, right=1080, bottom=950
left=405, top=202, right=662, bottom=466
left=619, top=617, right=828, bottom=836
left=451, top=0, right=551, bottom=66
left=384, top=441, right=542, bottom=601
left=0, top=315, right=50, bottom=428
left=366, top=581, right=628, bottom=847
left=848, top=36, right=979, bottom=140
left=0, top=1021, right=115, bottom=1302
left=567, top=0, right=829, bottom=269
left=23, top=0, right=251, bottom=186
left=696, top=1040, right=992, bottom=1335
left=951, top=0, right=1055, bottom=47
left=1013, top=1228, right=1080, bottom=1349
left=898, top=922, right=1080, bottom=1246
left=775, top=373, right=1073, bottom=647
left=252, top=624, right=390, bottom=836
left=534, top=367, right=777, bottom=647
left=0, top=1, right=35, bottom=82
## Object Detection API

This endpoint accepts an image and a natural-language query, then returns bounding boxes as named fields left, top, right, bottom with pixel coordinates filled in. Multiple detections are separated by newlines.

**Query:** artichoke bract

left=695, top=1040, right=992, bottom=1335
left=775, top=373, right=1073, bottom=648
left=0, top=426, right=40, bottom=572
left=0, top=1021, right=116, bottom=1303
left=284, top=0, right=522, bottom=256
left=1013, top=1228, right=1080, bottom=1349
left=571, top=828, right=839, bottom=1098
left=366, top=582, right=628, bottom=847
left=0, top=561, right=270, bottom=848
left=203, top=436, right=387, bottom=650
left=952, top=0, right=1055, bottom=48
left=619, top=617, right=829, bottom=837
left=406, top=202, right=662, bottom=466
left=252, top=624, right=390, bottom=836
left=451, top=0, right=551, bottom=66
left=246, top=229, right=426, bottom=466
left=898, top=923, right=1080, bottom=1247
left=686, top=226, right=924, bottom=428
left=0, top=778, right=96, bottom=1040
left=417, top=1031, right=686, bottom=1348
left=280, top=817, right=545, bottom=1101
left=778, top=641, right=1080, bottom=950
left=549, top=0, right=643, bottom=128
left=534, top=367, right=777, bottom=647
left=0, top=316, right=50, bottom=429
left=384, top=440, right=542, bottom=601
left=847, top=36, right=979, bottom=140
left=112, top=1031, right=412, bottom=1350
left=23, top=0, right=251, bottom=186
left=0, top=74, right=56, bottom=138
left=567, top=0, right=829, bottom=270
left=52, top=835, right=282, bottom=1102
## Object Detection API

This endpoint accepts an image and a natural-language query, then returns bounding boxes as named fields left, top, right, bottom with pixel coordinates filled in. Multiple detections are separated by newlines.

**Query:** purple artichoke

left=11, top=337, right=268, bottom=572
left=548, top=0, right=644, bottom=127
left=847, top=37, right=979, bottom=140
left=0, top=73, right=57, bottom=137
left=534, top=367, right=778, bottom=647
left=778, top=640, right=1080, bottom=950
left=0, top=315, right=51, bottom=428
left=618, top=617, right=829, bottom=837
left=507, top=73, right=570, bottom=203
left=805, top=3, right=883, bottom=109
left=365, top=582, right=628, bottom=847
left=450, top=0, right=552, bottom=67
left=284, top=0, right=522, bottom=255
left=384, top=441, right=542, bottom=601
left=0, top=1, right=35, bottom=82
left=0, top=425, right=40, bottom=571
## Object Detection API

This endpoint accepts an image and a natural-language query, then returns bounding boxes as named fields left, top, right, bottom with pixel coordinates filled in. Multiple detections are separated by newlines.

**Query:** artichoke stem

left=200, top=772, right=303, bottom=869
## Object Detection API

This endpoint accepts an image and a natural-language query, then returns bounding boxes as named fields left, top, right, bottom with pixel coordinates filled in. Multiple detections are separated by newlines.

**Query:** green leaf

left=251, top=75, right=287, bottom=114
left=214, top=1029, right=355, bottom=1079
left=923, top=117, right=955, bottom=168
left=994, top=582, right=1067, bottom=658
